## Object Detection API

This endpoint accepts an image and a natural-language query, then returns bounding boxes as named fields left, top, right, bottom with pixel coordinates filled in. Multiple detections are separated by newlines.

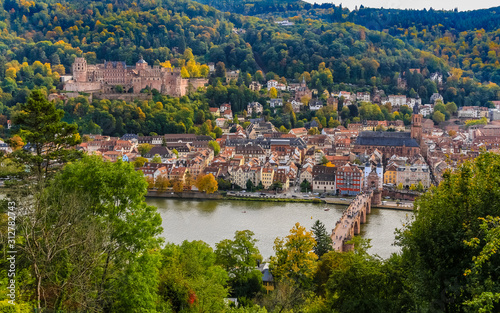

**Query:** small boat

left=242, top=211, right=246, bottom=213
left=324, top=208, right=330, bottom=211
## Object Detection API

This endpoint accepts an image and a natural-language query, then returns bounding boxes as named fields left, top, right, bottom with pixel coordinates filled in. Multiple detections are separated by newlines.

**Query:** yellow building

left=384, top=164, right=397, bottom=185
left=261, top=167, right=275, bottom=189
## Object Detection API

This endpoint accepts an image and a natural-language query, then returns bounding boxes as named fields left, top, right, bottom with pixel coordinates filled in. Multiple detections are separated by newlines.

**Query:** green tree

left=152, top=154, right=162, bottom=163
left=215, top=231, right=264, bottom=299
left=463, top=216, right=500, bottom=313
left=398, top=153, right=500, bottom=312
left=138, top=143, right=153, bottom=156
left=133, top=156, right=148, bottom=168
left=432, top=111, right=445, bottom=123
left=317, top=239, right=412, bottom=313
left=311, top=220, right=333, bottom=259
left=159, top=241, right=229, bottom=312
left=16, top=156, right=163, bottom=311
left=300, top=179, right=311, bottom=192
left=246, top=179, right=255, bottom=192
left=208, top=140, right=220, bottom=156
left=11, top=90, right=81, bottom=180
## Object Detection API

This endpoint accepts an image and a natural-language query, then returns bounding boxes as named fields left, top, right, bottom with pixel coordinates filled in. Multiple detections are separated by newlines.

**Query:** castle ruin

left=64, top=57, right=208, bottom=97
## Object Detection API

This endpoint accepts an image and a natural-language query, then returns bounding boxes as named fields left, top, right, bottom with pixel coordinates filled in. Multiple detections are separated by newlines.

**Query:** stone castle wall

left=65, top=57, right=207, bottom=98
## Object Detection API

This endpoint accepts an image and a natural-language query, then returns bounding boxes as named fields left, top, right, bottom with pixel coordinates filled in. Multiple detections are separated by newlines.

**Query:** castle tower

left=411, top=113, right=422, bottom=145
left=72, top=57, right=88, bottom=82
left=136, top=56, right=148, bottom=71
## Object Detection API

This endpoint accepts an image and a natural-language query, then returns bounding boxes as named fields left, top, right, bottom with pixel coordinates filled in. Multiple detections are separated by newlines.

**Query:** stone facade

left=65, top=57, right=207, bottom=97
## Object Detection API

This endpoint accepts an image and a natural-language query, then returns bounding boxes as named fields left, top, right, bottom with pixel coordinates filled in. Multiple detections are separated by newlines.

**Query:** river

left=146, top=198, right=413, bottom=259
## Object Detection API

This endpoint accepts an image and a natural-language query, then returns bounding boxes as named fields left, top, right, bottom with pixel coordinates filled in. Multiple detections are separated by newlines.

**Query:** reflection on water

left=147, top=198, right=412, bottom=259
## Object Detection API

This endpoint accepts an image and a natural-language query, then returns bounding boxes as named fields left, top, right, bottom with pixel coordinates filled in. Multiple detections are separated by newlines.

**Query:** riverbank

left=146, top=190, right=413, bottom=210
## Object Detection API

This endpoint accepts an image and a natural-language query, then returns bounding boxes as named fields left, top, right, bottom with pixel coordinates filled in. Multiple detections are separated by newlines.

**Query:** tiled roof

left=355, top=131, right=419, bottom=147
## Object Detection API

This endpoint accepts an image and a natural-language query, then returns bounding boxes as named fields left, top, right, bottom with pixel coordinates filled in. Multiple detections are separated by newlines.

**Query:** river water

left=147, top=198, right=413, bottom=260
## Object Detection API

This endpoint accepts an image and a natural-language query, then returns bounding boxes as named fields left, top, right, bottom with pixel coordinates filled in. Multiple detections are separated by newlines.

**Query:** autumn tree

left=184, top=171, right=195, bottom=190
left=269, top=87, right=278, bottom=98
left=196, top=174, right=218, bottom=194
left=155, top=175, right=170, bottom=191
left=172, top=179, right=184, bottom=193
left=270, top=223, right=317, bottom=288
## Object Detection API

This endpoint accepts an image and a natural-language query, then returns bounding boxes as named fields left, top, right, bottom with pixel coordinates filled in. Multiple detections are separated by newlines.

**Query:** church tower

left=411, top=113, right=422, bottom=145
left=72, top=57, right=88, bottom=82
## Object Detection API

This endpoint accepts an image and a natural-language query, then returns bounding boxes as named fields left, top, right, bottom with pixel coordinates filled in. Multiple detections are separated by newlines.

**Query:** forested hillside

left=0, top=0, right=498, bottom=138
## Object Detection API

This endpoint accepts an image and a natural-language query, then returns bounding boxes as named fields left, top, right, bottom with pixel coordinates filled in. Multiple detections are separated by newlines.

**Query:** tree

left=300, top=179, right=311, bottom=192
left=208, top=140, right=220, bottom=156
left=155, top=175, right=170, bottom=191
left=159, top=241, right=229, bottom=312
left=16, top=156, right=163, bottom=311
left=138, top=143, right=153, bottom=156
left=196, top=174, right=218, bottom=194
left=11, top=90, right=81, bottom=181
left=184, top=171, right=195, bottom=190
left=8, top=135, right=24, bottom=151
left=152, top=154, right=162, bottom=163
left=317, top=239, right=412, bottom=313
left=463, top=216, right=500, bottom=313
left=398, top=153, right=500, bottom=312
left=445, top=102, right=458, bottom=115
left=270, top=223, right=317, bottom=288
left=269, top=87, right=278, bottom=98
left=397, top=183, right=404, bottom=190
left=246, top=179, right=255, bottom=192
left=133, top=156, right=148, bottom=168
left=311, top=220, right=333, bottom=259
left=172, top=179, right=184, bottom=193
left=416, top=181, right=424, bottom=192
left=432, top=111, right=445, bottom=123
left=172, top=149, right=179, bottom=158
left=215, top=231, right=264, bottom=299
left=321, top=155, right=329, bottom=165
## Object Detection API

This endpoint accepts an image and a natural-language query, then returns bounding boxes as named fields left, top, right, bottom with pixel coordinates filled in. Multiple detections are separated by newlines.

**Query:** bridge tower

left=366, top=170, right=382, bottom=205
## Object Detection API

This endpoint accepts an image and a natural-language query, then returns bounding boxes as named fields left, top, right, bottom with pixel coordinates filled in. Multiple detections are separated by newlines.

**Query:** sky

left=304, top=0, right=500, bottom=11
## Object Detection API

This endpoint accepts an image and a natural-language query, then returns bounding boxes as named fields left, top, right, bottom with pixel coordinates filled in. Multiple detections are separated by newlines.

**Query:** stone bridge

left=330, top=191, right=375, bottom=252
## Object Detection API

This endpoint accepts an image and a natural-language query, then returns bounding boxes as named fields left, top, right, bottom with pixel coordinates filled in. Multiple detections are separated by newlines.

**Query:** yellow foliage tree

left=5, top=68, right=17, bottom=79
left=155, top=175, right=170, bottom=192
left=270, top=222, right=318, bottom=285
left=8, top=135, right=24, bottom=151
left=196, top=174, right=218, bottom=194
left=181, top=66, right=190, bottom=78
left=160, top=60, right=172, bottom=69
left=269, top=87, right=278, bottom=98
left=172, top=179, right=184, bottom=193
left=146, top=176, right=155, bottom=189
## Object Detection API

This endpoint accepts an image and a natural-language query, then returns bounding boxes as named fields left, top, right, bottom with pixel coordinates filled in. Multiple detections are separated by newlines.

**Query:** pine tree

left=311, top=220, right=333, bottom=259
